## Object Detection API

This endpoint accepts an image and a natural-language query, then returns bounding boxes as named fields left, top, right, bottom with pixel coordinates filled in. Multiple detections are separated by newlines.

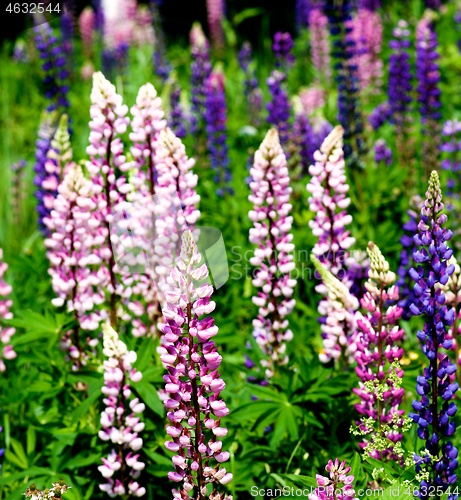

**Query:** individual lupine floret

left=308, top=458, right=359, bottom=500
left=160, top=230, right=233, bottom=498
left=353, top=242, right=406, bottom=461
left=86, top=71, right=131, bottom=328
left=44, top=165, right=103, bottom=367
left=312, top=256, right=359, bottom=367
left=306, top=126, right=355, bottom=280
left=204, top=70, right=231, bottom=195
left=206, top=0, right=225, bottom=50
left=248, top=129, right=296, bottom=377
left=190, top=23, right=212, bottom=135
left=308, top=8, right=332, bottom=84
left=408, top=171, right=459, bottom=498
left=129, top=82, right=167, bottom=195
left=416, top=16, right=442, bottom=176
left=98, top=324, right=146, bottom=498
left=0, top=249, right=16, bottom=373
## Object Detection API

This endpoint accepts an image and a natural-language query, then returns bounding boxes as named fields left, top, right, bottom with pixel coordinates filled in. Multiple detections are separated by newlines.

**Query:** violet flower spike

left=161, top=230, right=233, bottom=498
left=98, top=324, right=146, bottom=498
left=249, top=129, right=296, bottom=378
left=0, top=249, right=16, bottom=373
left=408, top=171, right=459, bottom=498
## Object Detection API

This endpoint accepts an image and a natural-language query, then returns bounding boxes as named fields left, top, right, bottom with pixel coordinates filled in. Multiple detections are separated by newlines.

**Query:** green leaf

left=233, top=7, right=265, bottom=26
left=9, top=437, right=28, bottom=469
left=135, top=380, right=164, bottom=417
left=26, top=426, right=36, bottom=455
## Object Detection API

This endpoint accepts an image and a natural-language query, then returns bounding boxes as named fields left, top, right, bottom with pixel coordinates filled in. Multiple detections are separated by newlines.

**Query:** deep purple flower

left=169, top=83, right=187, bottom=139
left=408, top=171, right=459, bottom=498
left=369, top=102, right=391, bottom=130
left=293, top=113, right=316, bottom=174
left=272, top=32, right=294, bottom=68
left=374, top=139, right=392, bottom=166
left=267, top=71, right=291, bottom=148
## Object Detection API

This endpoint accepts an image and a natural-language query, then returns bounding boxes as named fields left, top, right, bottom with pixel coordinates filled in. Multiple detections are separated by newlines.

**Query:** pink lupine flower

left=0, top=249, right=15, bottom=373
left=86, top=71, right=131, bottom=328
left=99, top=324, right=146, bottom=497
left=308, top=8, right=332, bottom=84
left=349, top=9, right=383, bottom=92
left=44, top=164, right=103, bottom=367
left=298, top=87, right=326, bottom=116
left=161, top=230, right=232, bottom=498
left=206, top=0, right=225, bottom=49
left=248, top=129, right=296, bottom=377
left=309, top=459, right=358, bottom=500
left=353, top=242, right=406, bottom=461
left=78, top=6, right=95, bottom=58
left=312, top=256, right=359, bottom=366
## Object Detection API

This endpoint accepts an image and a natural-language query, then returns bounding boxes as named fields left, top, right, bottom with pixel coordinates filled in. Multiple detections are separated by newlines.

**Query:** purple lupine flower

left=306, top=126, right=355, bottom=279
left=309, top=459, right=359, bottom=500
left=160, top=230, right=233, bottom=497
left=308, top=8, right=332, bottom=84
left=60, top=6, right=75, bottom=76
left=238, top=42, right=262, bottom=127
left=204, top=70, right=231, bottom=195
left=34, top=23, right=70, bottom=112
left=206, top=0, right=225, bottom=50
left=44, top=165, right=104, bottom=366
left=396, top=197, right=421, bottom=319
left=358, top=0, right=380, bottom=8
left=248, top=129, right=296, bottom=377
left=455, top=10, right=461, bottom=53
left=354, top=242, right=405, bottom=461
left=417, top=17, right=442, bottom=174
left=293, top=112, right=316, bottom=174
left=368, top=102, right=391, bottom=130
left=98, top=324, right=146, bottom=498
left=272, top=32, right=295, bottom=68
left=11, top=160, right=26, bottom=228
left=296, top=0, right=311, bottom=31
left=408, top=171, right=459, bottom=497
left=374, top=139, right=392, bottom=166
left=441, top=119, right=461, bottom=206
left=0, top=249, right=16, bottom=373
left=325, top=0, right=364, bottom=159
left=169, top=83, right=187, bottom=139
left=267, top=71, right=291, bottom=148
left=190, top=23, right=212, bottom=135
left=425, top=0, right=441, bottom=8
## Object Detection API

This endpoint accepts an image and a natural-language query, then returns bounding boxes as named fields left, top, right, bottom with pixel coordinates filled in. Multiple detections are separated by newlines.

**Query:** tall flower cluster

left=190, top=23, right=212, bottom=135
left=272, top=32, right=294, bottom=68
left=86, top=71, right=131, bottom=328
left=44, top=165, right=103, bottom=367
left=312, top=256, right=359, bottom=366
left=79, top=6, right=95, bottom=59
left=441, top=119, right=461, bottom=206
left=248, top=129, right=296, bottom=377
left=416, top=17, right=442, bottom=175
left=350, top=8, right=383, bottom=92
left=151, top=0, right=171, bottom=82
left=408, top=171, right=459, bottom=497
left=267, top=72, right=291, bottom=149
left=308, top=8, right=332, bottom=84
left=0, top=249, right=16, bottom=373
left=169, top=83, right=187, bottom=139
left=98, top=324, right=146, bottom=498
left=34, top=23, right=70, bottom=112
left=306, top=126, right=355, bottom=279
left=204, top=70, right=231, bottom=195
left=160, top=230, right=233, bottom=498
left=353, top=242, right=406, bottom=461
left=292, top=112, right=316, bottom=174
left=206, top=0, right=225, bottom=50
left=325, top=0, right=364, bottom=158
left=308, top=459, right=358, bottom=500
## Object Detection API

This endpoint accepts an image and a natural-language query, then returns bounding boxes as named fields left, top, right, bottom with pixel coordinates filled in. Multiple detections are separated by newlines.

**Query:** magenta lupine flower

left=248, top=129, right=296, bottom=377
left=129, top=82, right=167, bottom=195
left=0, top=249, right=16, bottom=373
left=312, top=256, right=359, bottom=366
left=160, top=230, right=233, bottom=498
left=306, top=126, right=355, bottom=280
left=308, top=8, right=332, bottom=84
left=44, top=165, right=104, bottom=367
left=79, top=6, right=95, bottom=58
left=350, top=9, right=383, bottom=92
left=354, top=242, right=406, bottom=461
left=98, top=324, right=146, bottom=498
left=206, top=0, right=225, bottom=50
left=309, top=459, right=358, bottom=500
left=86, top=71, right=131, bottom=328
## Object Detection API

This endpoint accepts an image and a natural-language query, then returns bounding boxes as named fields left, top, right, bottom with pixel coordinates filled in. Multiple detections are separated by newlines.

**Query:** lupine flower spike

left=0, top=249, right=16, bottom=373
left=99, top=324, right=146, bottom=498
left=206, top=0, right=225, bottom=50
left=353, top=242, right=406, bottom=461
left=408, top=171, right=459, bottom=498
left=248, top=129, right=296, bottom=378
left=309, top=8, right=332, bottom=84
left=309, top=459, right=359, bottom=500
left=160, top=230, right=233, bottom=498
